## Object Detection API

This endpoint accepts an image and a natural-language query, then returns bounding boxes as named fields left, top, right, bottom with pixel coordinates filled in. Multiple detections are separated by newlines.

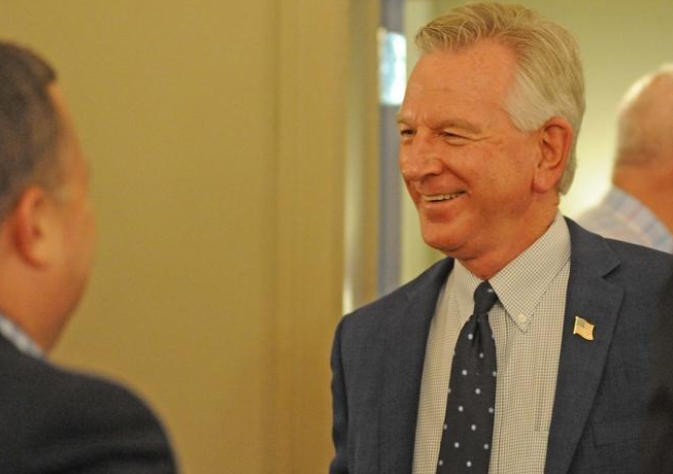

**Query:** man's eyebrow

left=395, top=113, right=482, bottom=134
left=435, top=118, right=482, bottom=134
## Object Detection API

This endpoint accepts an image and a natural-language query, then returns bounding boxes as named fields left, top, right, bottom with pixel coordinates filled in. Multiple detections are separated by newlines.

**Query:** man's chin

left=421, top=232, right=463, bottom=257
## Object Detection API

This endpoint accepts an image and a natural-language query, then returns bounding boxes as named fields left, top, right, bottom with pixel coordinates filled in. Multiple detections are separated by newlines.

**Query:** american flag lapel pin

left=573, top=316, right=595, bottom=341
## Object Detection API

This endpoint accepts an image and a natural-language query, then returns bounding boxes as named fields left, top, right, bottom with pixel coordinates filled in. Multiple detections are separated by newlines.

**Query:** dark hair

left=0, top=41, right=59, bottom=220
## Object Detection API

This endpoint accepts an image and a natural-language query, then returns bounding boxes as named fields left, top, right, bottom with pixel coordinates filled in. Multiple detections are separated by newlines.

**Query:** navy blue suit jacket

left=640, top=271, right=673, bottom=473
left=0, top=334, right=178, bottom=473
left=330, top=219, right=673, bottom=473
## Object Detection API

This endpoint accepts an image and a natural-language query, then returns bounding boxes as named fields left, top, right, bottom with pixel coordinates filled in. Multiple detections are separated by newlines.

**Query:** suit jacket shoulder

left=0, top=336, right=178, bottom=474
left=337, top=257, right=452, bottom=354
left=331, top=258, right=453, bottom=473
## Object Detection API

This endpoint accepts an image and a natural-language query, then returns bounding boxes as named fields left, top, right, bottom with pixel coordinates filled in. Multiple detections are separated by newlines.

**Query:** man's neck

left=457, top=210, right=559, bottom=280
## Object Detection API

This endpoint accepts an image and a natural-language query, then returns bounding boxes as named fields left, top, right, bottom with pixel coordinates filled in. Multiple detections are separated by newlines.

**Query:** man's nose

left=399, top=134, right=445, bottom=180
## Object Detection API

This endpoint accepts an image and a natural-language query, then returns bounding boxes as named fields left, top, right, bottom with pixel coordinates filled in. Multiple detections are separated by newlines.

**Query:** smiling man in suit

left=329, top=3, right=673, bottom=474
left=0, top=41, right=178, bottom=472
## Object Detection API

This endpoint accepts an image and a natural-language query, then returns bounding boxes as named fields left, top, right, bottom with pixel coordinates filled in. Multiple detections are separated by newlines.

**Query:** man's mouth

left=422, top=191, right=466, bottom=202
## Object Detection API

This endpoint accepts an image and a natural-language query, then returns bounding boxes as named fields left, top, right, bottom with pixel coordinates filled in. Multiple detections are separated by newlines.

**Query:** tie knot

left=473, top=281, right=497, bottom=314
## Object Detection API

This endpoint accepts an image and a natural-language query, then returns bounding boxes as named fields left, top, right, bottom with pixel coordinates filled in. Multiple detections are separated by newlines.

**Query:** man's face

left=48, top=86, right=96, bottom=322
left=397, top=41, right=543, bottom=267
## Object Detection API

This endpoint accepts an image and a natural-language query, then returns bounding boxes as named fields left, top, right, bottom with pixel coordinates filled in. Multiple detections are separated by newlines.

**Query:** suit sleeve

left=329, top=318, right=349, bottom=474
left=24, top=373, right=178, bottom=474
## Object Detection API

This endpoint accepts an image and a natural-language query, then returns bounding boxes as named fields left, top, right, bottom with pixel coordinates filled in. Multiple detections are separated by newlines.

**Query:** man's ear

left=533, top=116, right=573, bottom=194
left=9, top=186, right=60, bottom=267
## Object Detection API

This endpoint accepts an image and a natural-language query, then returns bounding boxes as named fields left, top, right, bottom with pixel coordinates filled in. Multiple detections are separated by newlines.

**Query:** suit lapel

left=545, top=220, right=624, bottom=474
left=379, top=259, right=453, bottom=474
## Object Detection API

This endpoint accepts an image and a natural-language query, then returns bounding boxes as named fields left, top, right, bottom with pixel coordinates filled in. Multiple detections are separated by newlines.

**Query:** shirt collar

left=605, top=186, right=673, bottom=252
left=452, top=212, right=571, bottom=333
left=0, top=312, right=44, bottom=359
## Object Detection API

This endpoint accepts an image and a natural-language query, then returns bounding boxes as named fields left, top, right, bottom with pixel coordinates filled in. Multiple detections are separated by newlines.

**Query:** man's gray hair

left=415, top=2, right=585, bottom=194
left=0, top=41, right=59, bottom=221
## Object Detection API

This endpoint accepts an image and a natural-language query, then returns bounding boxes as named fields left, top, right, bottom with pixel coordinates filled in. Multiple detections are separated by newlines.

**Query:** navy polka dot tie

left=436, top=281, right=498, bottom=473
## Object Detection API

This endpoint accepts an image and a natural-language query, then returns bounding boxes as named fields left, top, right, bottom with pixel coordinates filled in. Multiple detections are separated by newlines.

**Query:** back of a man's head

left=0, top=42, right=94, bottom=352
left=0, top=42, right=61, bottom=222
left=616, top=65, right=673, bottom=168
left=415, top=2, right=585, bottom=194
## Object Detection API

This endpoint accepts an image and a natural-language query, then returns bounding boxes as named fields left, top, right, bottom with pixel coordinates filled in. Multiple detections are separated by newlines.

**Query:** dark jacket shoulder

left=339, top=258, right=452, bottom=331
left=0, top=336, right=177, bottom=473
left=567, top=217, right=673, bottom=285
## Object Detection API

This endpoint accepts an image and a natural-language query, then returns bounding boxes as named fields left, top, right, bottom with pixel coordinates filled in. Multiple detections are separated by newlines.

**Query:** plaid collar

left=0, top=311, right=43, bottom=358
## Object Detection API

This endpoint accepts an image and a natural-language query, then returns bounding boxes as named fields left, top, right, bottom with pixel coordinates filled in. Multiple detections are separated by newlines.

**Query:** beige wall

left=0, top=1, right=378, bottom=472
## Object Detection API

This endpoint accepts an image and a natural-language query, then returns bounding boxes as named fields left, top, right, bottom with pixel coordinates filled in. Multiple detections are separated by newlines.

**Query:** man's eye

left=441, top=131, right=462, bottom=139
left=399, top=129, right=414, bottom=136
left=441, top=132, right=471, bottom=143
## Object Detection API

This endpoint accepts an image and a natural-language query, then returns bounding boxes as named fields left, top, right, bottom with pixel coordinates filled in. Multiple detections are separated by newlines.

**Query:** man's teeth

left=423, top=192, right=464, bottom=202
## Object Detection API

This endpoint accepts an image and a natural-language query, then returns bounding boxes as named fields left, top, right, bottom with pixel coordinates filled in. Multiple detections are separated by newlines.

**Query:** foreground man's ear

left=9, top=186, right=62, bottom=267
left=533, top=116, right=573, bottom=194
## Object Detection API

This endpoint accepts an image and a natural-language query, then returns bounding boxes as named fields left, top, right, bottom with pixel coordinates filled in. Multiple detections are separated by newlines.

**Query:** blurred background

left=0, top=1, right=671, bottom=472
